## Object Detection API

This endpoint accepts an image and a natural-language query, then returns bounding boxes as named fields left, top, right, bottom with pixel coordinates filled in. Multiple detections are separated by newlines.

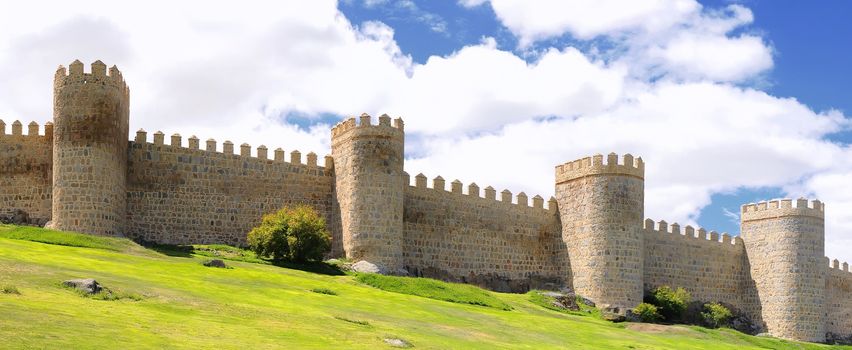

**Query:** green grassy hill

left=0, top=224, right=847, bottom=349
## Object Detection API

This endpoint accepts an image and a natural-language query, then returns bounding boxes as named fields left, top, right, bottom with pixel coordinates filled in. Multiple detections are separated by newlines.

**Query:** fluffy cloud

left=470, top=0, right=773, bottom=82
left=472, top=0, right=699, bottom=44
left=0, top=1, right=848, bottom=263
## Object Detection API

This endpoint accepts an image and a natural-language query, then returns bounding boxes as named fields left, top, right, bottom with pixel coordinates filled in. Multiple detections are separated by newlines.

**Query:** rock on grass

left=62, top=279, right=102, bottom=294
left=203, top=259, right=227, bottom=268
left=383, top=338, right=412, bottom=348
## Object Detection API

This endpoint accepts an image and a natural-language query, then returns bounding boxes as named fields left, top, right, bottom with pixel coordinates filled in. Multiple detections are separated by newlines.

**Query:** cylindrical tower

left=741, top=198, right=825, bottom=342
left=555, top=153, right=645, bottom=312
left=331, top=113, right=405, bottom=273
left=50, top=60, right=130, bottom=236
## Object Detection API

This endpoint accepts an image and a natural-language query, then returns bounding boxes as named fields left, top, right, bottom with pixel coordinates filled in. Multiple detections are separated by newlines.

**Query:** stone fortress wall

left=0, top=60, right=850, bottom=343
left=402, top=173, right=566, bottom=292
left=555, top=154, right=645, bottom=311
left=641, top=219, right=751, bottom=315
left=125, top=130, right=338, bottom=248
left=0, top=121, right=53, bottom=225
left=826, top=261, right=852, bottom=339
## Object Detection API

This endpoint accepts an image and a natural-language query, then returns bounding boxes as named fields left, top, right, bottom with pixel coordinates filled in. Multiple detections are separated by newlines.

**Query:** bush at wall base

left=633, top=303, right=663, bottom=323
left=701, top=302, right=733, bottom=329
left=648, top=286, right=691, bottom=322
left=246, top=205, right=331, bottom=263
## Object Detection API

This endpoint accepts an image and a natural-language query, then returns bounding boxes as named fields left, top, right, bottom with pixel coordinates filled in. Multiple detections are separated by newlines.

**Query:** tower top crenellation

left=330, top=113, right=404, bottom=145
left=555, top=152, right=644, bottom=184
left=54, top=60, right=129, bottom=97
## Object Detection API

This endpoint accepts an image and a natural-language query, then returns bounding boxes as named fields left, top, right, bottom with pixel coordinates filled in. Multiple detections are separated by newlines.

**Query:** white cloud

left=384, top=44, right=626, bottom=135
left=647, top=33, right=772, bottom=82
left=484, top=0, right=699, bottom=44
left=458, top=0, right=488, bottom=8
left=0, top=1, right=849, bottom=263
left=475, top=1, right=773, bottom=82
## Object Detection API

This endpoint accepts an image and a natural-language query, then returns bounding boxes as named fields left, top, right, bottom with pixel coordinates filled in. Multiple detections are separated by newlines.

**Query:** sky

left=0, top=0, right=849, bottom=263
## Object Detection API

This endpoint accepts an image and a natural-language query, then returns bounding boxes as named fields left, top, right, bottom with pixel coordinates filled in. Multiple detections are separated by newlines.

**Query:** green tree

left=650, top=286, right=691, bottom=321
left=701, top=302, right=733, bottom=328
left=633, top=303, right=662, bottom=323
left=246, top=205, right=331, bottom=263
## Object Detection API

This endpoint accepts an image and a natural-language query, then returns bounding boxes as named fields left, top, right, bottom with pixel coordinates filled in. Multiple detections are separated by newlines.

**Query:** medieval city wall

left=642, top=219, right=751, bottom=311
left=125, top=130, right=339, bottom=247
left=826, top=261, right=852, bottom=337
left=0, top=120, right=53, bottom=225
left=402, top=174, right=567, bottom=292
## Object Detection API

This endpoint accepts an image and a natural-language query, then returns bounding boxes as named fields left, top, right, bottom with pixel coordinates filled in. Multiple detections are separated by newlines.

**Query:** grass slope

left=0, top=224, right=848, bottom=349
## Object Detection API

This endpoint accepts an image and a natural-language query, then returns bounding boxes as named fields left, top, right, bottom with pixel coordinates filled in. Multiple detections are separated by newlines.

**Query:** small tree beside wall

left=246, top=205, right=331, bottom=263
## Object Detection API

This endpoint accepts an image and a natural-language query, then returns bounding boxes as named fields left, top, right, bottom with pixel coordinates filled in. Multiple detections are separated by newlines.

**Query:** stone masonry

left=0, top=60, right=850, bottom=343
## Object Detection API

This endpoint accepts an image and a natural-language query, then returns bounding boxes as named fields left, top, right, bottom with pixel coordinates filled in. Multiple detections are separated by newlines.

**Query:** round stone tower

left=50, top=60, right=130, bottom=236
left=741, top=198, right=826, bottom=342
left=555, top=153, right=645, bottom=312
left=331, top=113, right=405, bottom=273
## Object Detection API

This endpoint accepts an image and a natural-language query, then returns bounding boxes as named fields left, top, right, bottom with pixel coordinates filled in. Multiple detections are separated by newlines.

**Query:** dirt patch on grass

left=626, top=323, right=694, bottom=335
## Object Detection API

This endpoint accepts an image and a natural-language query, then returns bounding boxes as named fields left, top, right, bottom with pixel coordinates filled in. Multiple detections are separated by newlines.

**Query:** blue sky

left=0, top=0, right=849, bottom=261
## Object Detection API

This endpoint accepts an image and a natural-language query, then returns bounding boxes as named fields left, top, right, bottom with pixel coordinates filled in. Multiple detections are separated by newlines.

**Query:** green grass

left=355, top=273, right=514, bottom=311
left=0, top=224, right=135, bottom=251
left=0, top=225, right=849, bottom=349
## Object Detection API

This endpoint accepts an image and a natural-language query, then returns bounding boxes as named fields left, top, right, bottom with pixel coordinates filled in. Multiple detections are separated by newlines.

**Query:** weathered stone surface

left=383, top=338, right=412, bottom=348
left=62, top=279, right=102, bottom=294
left=124, top=140, right=336, bottom=246
left=0, top=124, right=52, bottom=224
left=602, top=309, right=627, bottom=323
left=0, top=209, right=30, bottom=225
left=331, top=115, right=405, bottom=271
left=203, top=259, right=227, bottom=268
left=730, top=314, right=760, bottom=335
left=827, top=332, right=852, bottom=345
left=742, top=200, right=826, bottom=342
left=553, top=293, right=580, bottom=311
left=556, top=154, right=645, bottom=311
left=351, top=260, right=385, bottom=274
left=51, top=61, right=129, bottom=236
left=577, top=296, right=596, bottom=308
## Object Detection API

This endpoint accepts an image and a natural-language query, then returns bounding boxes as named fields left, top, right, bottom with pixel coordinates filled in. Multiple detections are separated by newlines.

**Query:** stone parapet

left=132, top=129, right=329, bottom=172
left=741, top=198, right=824, bottom=221
left=555, top=153, right=644, bottom=184
left=406, top=172, right=556, bottom=212
left=330, top=113, right=403, bottom=146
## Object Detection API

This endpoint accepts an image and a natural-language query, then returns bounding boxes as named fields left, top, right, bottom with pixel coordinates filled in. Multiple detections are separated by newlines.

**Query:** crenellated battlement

left=828, top=258, right=851, bottom=274
left=132, top=129, right=331, bottom=170
left=741, top=198, right=824, bottom=221
left=330, top=113, right=404, bottom=146
left=0, top=120, right=53, bottom=138
left=643, top=218, right=741, bottom=248
left=555, top=152, right=644, bottom=184
left=406, top=172, right=556, bottom=211
left=54, top=60, right=129, bottom=97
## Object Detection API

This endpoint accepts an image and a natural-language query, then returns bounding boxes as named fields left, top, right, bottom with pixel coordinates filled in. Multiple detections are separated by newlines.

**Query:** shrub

left=246, top=205, right=331, bottom=263
left=1, top=285, right=20, bottom=295
left=633, top=303, right=662, bottom=323
left=334, top=316, right=370, bottom=326
left=649, top=286, right=691, bottom=321
left=311, top=288, right=338, bottom=296
left=701, top=302, right=732, bottom=328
